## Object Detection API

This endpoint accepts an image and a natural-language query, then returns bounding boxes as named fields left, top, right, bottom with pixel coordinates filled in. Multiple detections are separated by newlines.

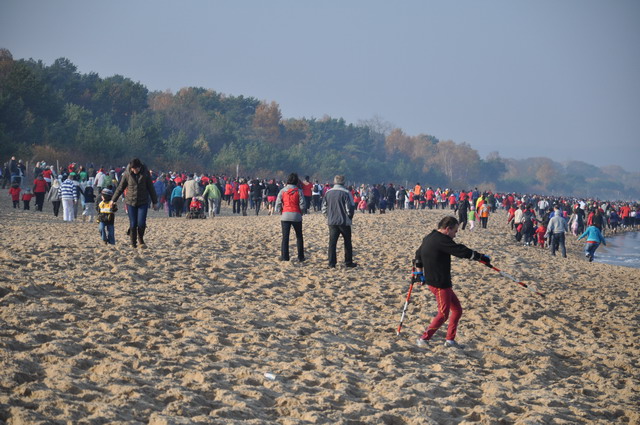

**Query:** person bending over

left=414, top=216, right=491, bottom=349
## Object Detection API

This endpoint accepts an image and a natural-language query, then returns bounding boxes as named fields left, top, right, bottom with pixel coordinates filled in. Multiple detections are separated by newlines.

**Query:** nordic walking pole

left=397, top=260, right=421, bottom=335
left=479, top=261, right=545, bottom=298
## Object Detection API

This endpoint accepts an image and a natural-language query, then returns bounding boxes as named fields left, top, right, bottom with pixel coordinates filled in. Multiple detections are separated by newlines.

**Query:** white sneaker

left=416, top=338, right=428, bottom=348
left=444, top=340, right=465, bottom=349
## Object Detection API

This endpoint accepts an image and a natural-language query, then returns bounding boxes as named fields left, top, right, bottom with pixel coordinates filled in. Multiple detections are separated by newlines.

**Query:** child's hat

left=101, top=188, right=113, bottom=196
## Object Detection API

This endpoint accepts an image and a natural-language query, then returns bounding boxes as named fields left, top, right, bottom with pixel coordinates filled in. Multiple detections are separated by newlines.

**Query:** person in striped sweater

left=60, top=175, right=78, bottom=222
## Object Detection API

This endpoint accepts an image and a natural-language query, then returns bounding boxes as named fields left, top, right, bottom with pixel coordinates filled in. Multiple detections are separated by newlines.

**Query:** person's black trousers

left=328, top=225, right=353, bottom=266
left=281, top=221, right=304, bottom=261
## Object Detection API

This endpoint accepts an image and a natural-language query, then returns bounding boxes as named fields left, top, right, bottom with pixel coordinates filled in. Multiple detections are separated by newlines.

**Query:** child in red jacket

left=358, top=198, right=367, bottom=213
left=535, top=222, right=547, bottom=248
left=9, top=183, right=21, bottom=208
left=22, top=189, right=33, bottom=210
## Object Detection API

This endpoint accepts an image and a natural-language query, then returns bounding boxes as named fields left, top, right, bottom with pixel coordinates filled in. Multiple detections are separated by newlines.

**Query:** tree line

left=1, top=49, right=637, bottom=199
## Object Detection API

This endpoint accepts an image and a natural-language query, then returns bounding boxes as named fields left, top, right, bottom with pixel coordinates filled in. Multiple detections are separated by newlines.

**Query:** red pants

left=421, top=286, right=462, bottom=341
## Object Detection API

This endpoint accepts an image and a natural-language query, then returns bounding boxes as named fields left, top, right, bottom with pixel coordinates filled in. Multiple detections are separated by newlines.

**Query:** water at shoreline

left=592, top=231, right=640, bottom=269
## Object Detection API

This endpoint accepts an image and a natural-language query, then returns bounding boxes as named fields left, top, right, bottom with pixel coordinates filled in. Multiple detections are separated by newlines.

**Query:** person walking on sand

left=250, top=178, right=264, bottom=216
left=9, top=182, right=21, bottom=208
left=578, top=224, right=606, bottom=262
left=275, top=173, right=306, bottom=262
left=182, top=174, right=200, bottom=214
left=478, top=199, right=490, bottom=229
left=171, top=180, right=184, bottom=218
left=60, top=175, right=78, bottom=221
left=545, top=205, right=568, bottom=258
left=266, top=179, right=279, bottom=216
left=322, top=175, right=357, bottom=268
left=33, top=173, right=48, bottom=211
left=81, top=185, right=96, bottom=223
left=238, top=178, right=250, bottom=216
left=457, top=196, right=470, bottom=230
left=202, top=179, right=222, bottom=218
left=46, top=177, right=62, bottom=217
left=467, top=205, right=476, bottom=231
left=301, top=176, right=313, bottom=214
left=96, top=188, right=118, bottom=245
left=112, top=158, right=158, bottom=248
left=414, top=216, right=491, bottom=349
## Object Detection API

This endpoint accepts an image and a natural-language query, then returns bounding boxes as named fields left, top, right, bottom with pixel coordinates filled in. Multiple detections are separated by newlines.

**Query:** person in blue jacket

left=577, top=225, right=606, bottom=262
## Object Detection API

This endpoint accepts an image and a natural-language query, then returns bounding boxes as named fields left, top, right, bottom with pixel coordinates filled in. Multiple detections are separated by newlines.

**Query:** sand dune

left=1, top=198, right=638, bottom=424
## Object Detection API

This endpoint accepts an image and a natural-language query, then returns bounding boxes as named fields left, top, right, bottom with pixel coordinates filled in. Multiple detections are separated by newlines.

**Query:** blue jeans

left=127, top=204, right=149, bottom=229
left=99, top=223, right=115, bottom=244
left=584, top=242, right=600, bottom=259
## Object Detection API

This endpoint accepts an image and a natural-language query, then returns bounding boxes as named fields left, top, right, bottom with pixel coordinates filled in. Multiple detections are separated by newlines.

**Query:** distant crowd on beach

left=4, top=157, right=639, bottom=253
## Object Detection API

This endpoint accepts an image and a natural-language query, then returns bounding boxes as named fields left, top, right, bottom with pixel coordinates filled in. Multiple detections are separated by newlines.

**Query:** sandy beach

left=1, top=197, right=638, bottom=425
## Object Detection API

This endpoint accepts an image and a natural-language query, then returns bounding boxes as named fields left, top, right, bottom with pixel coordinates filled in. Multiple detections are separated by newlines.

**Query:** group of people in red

left=6, top=157, right=638, bottom=247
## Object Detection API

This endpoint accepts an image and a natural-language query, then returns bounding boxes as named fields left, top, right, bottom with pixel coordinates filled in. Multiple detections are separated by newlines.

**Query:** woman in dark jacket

left=112, top=158, right=158, bottom=248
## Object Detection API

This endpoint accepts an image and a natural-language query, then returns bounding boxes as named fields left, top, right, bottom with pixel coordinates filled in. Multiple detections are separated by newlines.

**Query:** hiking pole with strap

left=397, top=260, right=422, bottom=335
left=479, top=261, right=545, bottom=298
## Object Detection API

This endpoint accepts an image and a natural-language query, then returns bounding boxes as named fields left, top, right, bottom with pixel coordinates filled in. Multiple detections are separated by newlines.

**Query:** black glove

left=412, top=270, right=425, bottom=284
left=479, top=254, right=492, bottom=267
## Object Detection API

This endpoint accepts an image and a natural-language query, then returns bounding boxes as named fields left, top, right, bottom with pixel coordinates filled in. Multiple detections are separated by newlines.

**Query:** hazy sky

left=2, top=0, right=639, bottom=172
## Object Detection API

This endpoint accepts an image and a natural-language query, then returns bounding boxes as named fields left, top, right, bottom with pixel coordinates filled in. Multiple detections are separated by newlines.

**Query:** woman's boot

left=137, top=226, right=146, bottom=248
left=130, top=226, right=138, bottom=248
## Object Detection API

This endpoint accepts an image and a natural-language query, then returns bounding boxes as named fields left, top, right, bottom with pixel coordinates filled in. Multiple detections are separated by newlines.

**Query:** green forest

left=1, top=49, right=638, bottom=199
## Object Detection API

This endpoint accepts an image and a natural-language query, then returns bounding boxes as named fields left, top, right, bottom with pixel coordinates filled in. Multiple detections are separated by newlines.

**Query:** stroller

left=186, top=196, right=206, bottom=219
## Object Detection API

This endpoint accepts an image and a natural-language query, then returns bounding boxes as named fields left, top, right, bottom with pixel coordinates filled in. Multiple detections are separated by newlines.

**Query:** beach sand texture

left=1, top=198, right=639, bottom=424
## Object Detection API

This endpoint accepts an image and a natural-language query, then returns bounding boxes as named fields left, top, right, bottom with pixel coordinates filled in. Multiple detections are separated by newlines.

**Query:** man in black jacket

left=457, top=197, right=470, bottom=230
left=414, top=216, right=491, bottom=349
left=386, top=183, right=396, bottom=211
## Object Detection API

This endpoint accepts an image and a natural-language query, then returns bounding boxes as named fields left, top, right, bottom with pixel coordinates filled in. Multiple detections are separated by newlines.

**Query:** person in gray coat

left=322, top=175, right=357, bottom=268
left=545, top=206, right=568, bottom=258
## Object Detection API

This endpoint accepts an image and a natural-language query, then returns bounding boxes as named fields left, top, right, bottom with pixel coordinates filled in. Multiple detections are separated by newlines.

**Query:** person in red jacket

left=275, top=173, right=305, bottom=262
left=301, top=176, right=313, bottom=214
left=535, top=222, right=547, bottom=248
left=448, top=194, right=457, bottom=210
left=619, top=204, right=631, bottom=227
left=33, top=174, right=48, bottom=211
left=426, top=187, right=435, bottom=209
left=232, top=180, right=241, bottom=214
left=238, top=178, right=250, bottom=216
left=224, top=181, right=233, bottom=206
left=507, top=205, right=517, bottom=230
left=9, top=183, right=21, bottom=208
left=22, top=189, right=34, bottom=210
left=42, top=166, right=53, bottom=190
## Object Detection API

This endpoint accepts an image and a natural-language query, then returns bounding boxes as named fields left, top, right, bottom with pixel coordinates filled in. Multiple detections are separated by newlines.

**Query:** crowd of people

left=4, top=156, right=640, bottom=349
left=4, top=157, right=639, bottom=256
